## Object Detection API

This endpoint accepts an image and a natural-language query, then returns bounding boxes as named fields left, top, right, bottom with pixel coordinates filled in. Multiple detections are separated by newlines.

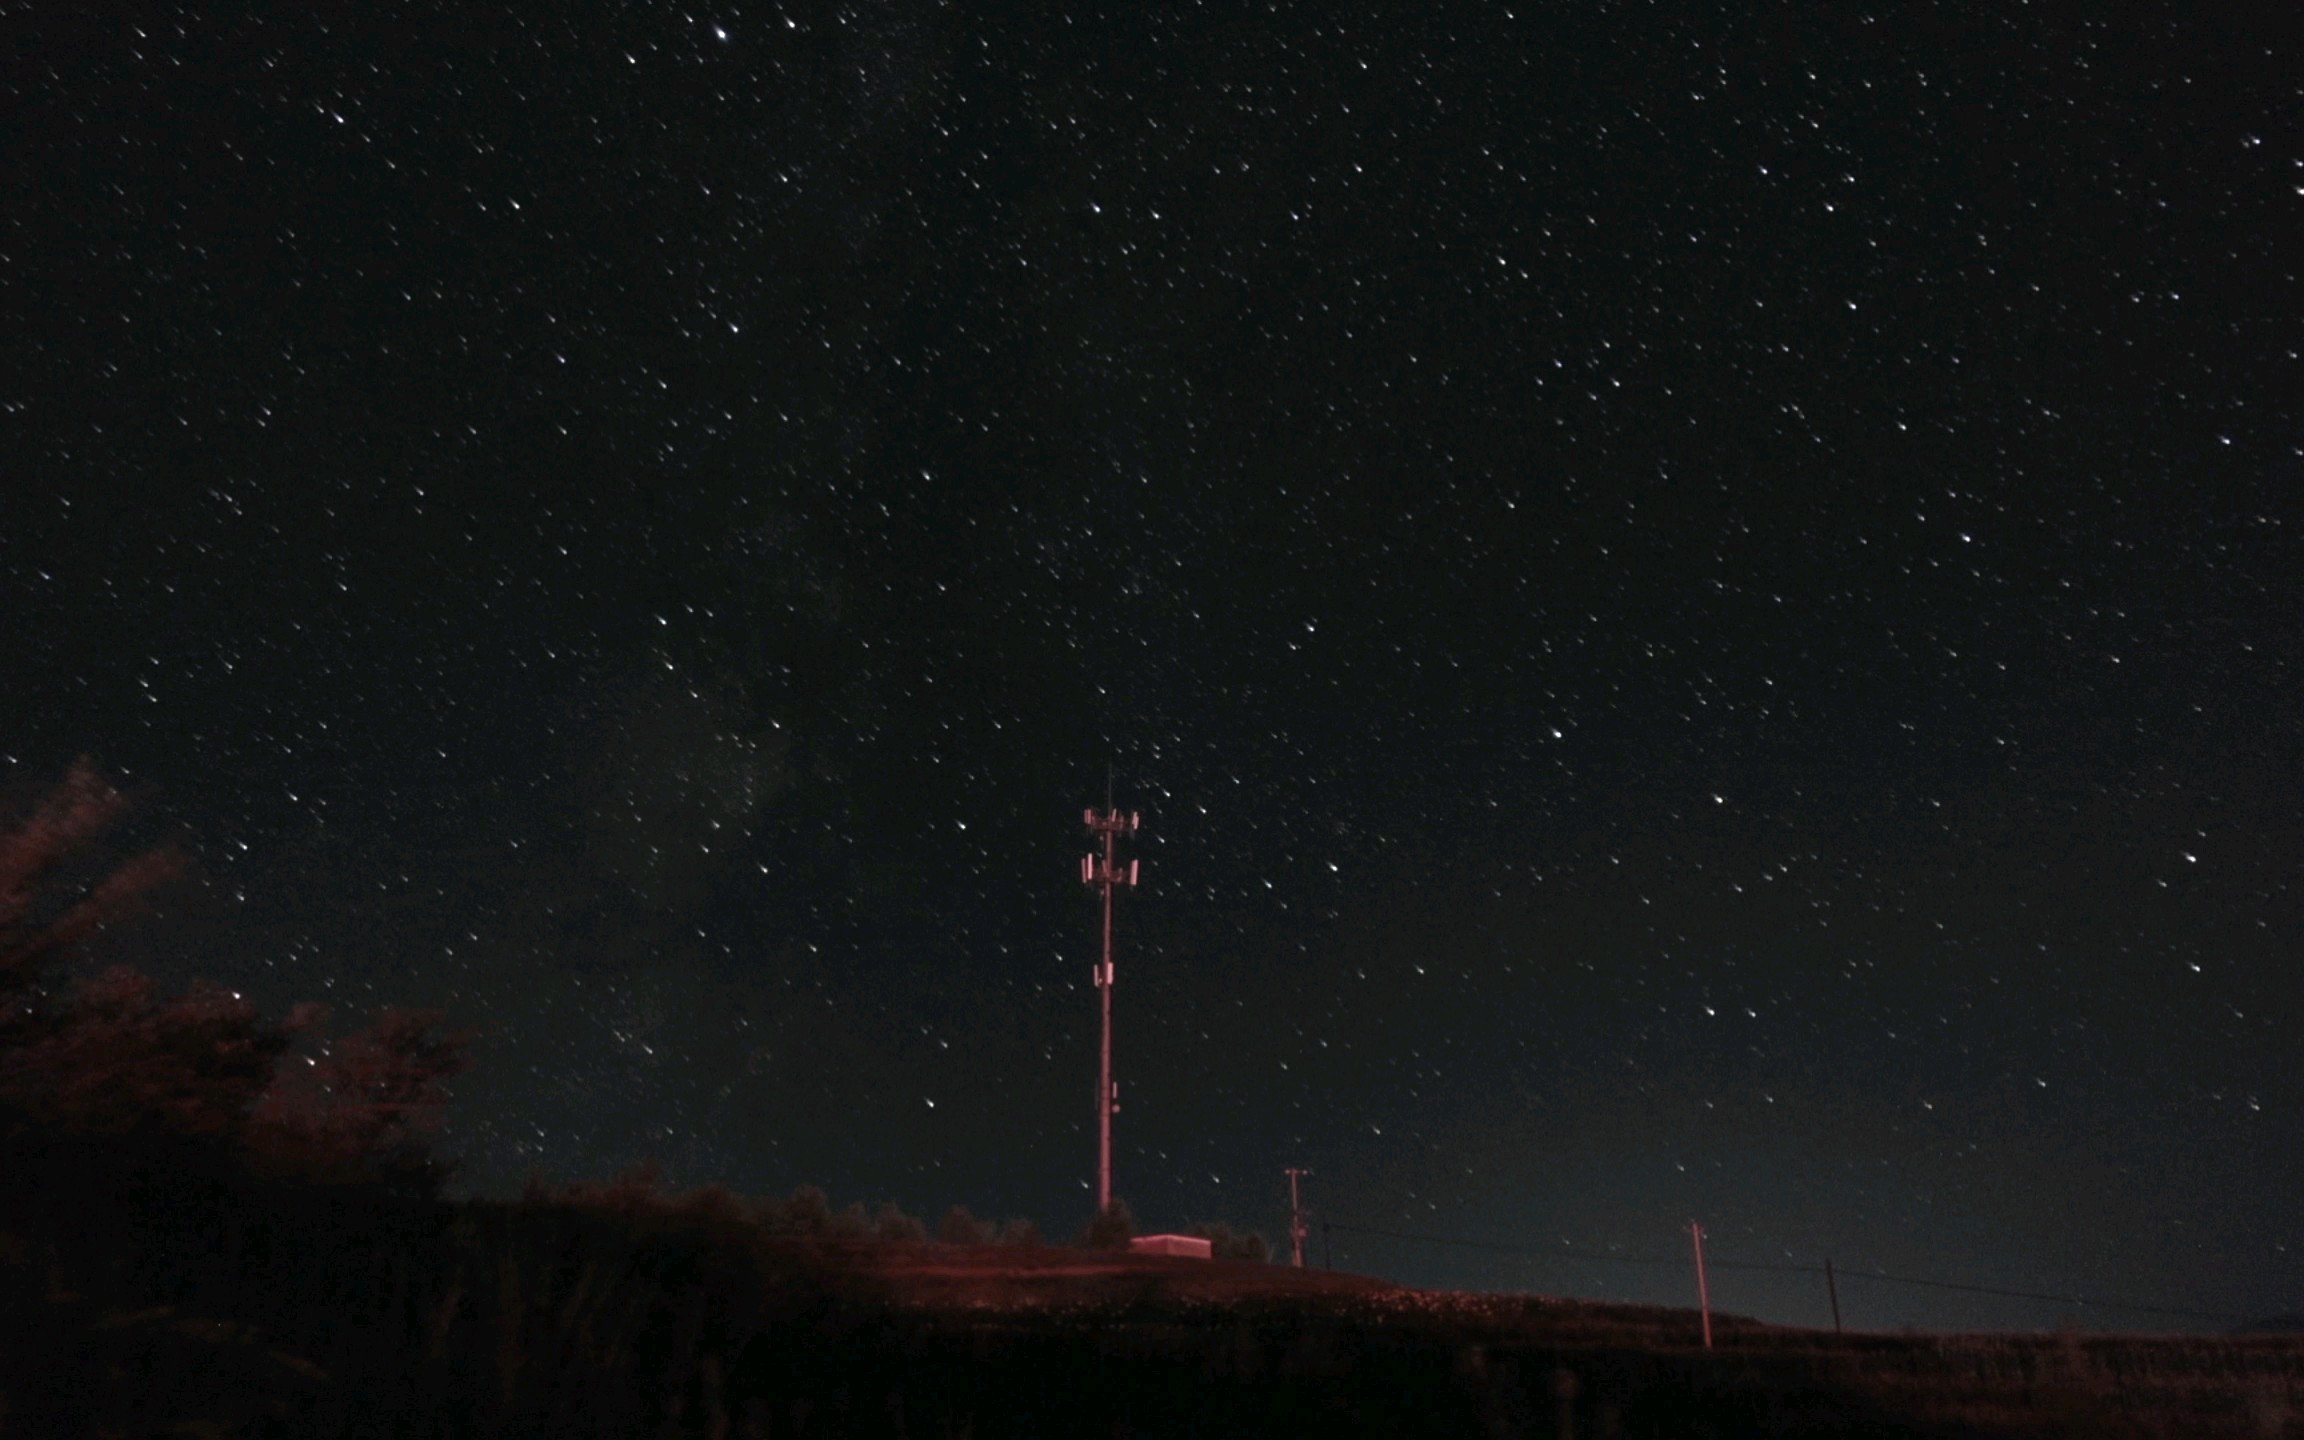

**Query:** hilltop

left=838, top=1242, right=2304, bottom=1438
left=9, top=1185, right=2304, bottom=1437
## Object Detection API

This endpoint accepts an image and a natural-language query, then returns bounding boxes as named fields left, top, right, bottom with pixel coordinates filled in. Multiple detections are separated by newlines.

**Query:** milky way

left=5, top=3, right=2299, bottom=1330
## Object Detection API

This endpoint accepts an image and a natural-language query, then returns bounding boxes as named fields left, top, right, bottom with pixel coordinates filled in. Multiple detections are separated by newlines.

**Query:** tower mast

left=1081, top=799, right=1140, bottom=1214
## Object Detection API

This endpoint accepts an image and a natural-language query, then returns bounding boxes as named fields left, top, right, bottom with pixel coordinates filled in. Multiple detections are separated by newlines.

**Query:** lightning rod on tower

left=1081, top=797, right=1140, bottom=1216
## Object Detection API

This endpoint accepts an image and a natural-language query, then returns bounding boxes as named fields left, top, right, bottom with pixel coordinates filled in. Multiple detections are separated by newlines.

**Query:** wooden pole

left=1690, top=1221, right=1713, bottom=1350
left=1826, top=1257, right=1843, bottom=1335
left=1285, top=1167, right=1310, bottom=1268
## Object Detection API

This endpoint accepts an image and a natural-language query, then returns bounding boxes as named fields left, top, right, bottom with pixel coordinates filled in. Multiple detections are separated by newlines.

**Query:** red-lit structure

left=1081, top=803, right=1140, bottom=1215
left=1129, top=1233, right=1212, bottom=1260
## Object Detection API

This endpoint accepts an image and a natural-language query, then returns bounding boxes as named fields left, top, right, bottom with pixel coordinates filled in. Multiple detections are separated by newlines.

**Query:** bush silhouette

left=874, top=1200, right=928, bottom=1242
left=543, top=1159, right=675, bottom=1217
left=246, top=1006, right=470, bottom=1192
left=938, top=1203, right=995, bottom=1245
left=674, top=1181, right=749, bottom=1224
left=1080, top=1198, right=1135, bottom=1249
left=2, top=965, right=289, bottom=1140
left=1191, top=1220, right=1272, bottom=1262
left=777, top=1183, right=833, bottom=1236
left=0, top=761, right=467, bottom=1192
left=0, top=762, right=232, bottom=1144
left=0, top=759, right=180, bottom=995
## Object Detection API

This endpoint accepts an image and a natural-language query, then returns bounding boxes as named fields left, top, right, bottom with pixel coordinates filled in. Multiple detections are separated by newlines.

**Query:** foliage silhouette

left=248, top=1005, right=471, bottom=1193
left=0, top=758, right=180, bottom=995
left=937, top=1202, right=995, bottom=1245
left=0, top=760, right=465, bottom=1192
left=1, top=965, right=289, bottom=1140
left=1192, top=1220, right=1274, bottom=1262
left=1081, top=1197, right=1136, bottom=1249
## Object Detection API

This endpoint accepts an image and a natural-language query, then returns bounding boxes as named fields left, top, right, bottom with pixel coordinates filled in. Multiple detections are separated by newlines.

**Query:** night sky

left=7, top=4, right=2300, bottom=1332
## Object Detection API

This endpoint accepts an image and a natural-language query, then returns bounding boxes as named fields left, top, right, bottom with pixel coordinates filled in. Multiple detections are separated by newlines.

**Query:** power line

left=1827, top=1267, right=2243, bottom=1325
left=1323, top=1220, right=2246, bottom=1325
left=1328, top=1220, right=1690, bottom=1267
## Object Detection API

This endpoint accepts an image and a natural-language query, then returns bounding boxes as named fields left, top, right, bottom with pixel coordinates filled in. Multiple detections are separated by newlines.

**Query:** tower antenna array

left=1080, top=799, right=1141, bottom=1215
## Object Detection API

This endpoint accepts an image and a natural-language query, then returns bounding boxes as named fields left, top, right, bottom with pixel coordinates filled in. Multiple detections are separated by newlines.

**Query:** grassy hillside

left=6, top=1159, right=2303, bottom=1438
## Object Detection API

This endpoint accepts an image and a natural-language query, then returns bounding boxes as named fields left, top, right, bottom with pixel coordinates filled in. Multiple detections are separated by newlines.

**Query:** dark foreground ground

left=4, top=1164, right=2301, bottom=1438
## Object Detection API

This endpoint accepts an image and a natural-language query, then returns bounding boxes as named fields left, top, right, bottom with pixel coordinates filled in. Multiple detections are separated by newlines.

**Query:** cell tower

left=1080, top=799, right=1140, bottom=1215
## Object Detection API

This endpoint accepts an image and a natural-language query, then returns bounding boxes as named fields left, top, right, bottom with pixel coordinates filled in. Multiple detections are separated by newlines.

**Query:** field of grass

left=4, top=1163, right=2301, bottom=1438
left=850, top=1248, right=2304, bottom=1439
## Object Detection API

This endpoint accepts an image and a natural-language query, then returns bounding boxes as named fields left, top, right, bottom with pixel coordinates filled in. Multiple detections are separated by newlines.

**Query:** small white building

left=1129, top=1233, right=1213, bottom=1259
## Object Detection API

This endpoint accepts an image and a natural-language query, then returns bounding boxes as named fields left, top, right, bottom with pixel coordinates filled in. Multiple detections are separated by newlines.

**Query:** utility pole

left=1081, top=799, right=1140, bottom=1216
left=1284, top=1167, right=1311, bottom=1268
left=1825, top=1257, right=1843, bottom=1335
left=1690, top=1221, right=1714, bottom=1350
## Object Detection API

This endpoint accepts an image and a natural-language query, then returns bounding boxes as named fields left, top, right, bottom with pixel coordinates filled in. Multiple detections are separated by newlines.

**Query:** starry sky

left=6, top=3, right=2300, bottom=1332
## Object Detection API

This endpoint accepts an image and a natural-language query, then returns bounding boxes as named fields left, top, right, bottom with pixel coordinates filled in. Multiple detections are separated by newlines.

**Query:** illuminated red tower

left=1080, top=802, right=1140, bottom=1214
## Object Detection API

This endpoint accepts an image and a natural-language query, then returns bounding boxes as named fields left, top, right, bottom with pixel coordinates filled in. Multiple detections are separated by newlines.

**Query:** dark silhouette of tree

left=550, top=1158, right=671, bottom=1215
left=777, top=1183, right=833, bottom=1236
left=247, top=1006, right=471, bottom=1189
left=936, top=1203, right=994, bottom=1245
left=1188, top=1222, right=1270, bottom=1262
left=0, top=760, right=467, bottom=1190
left=873, top=1200, right=926, bottom=1242
left=673, top=1181, right=748, bottom=1224
left=0, top=763, right=276, bottom=1145
left=1080, top=1198, right=1135, bottom=1249
left=0, top=759, right=180, bottom=1001
left=0, top=965, right=289, bottom=1140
